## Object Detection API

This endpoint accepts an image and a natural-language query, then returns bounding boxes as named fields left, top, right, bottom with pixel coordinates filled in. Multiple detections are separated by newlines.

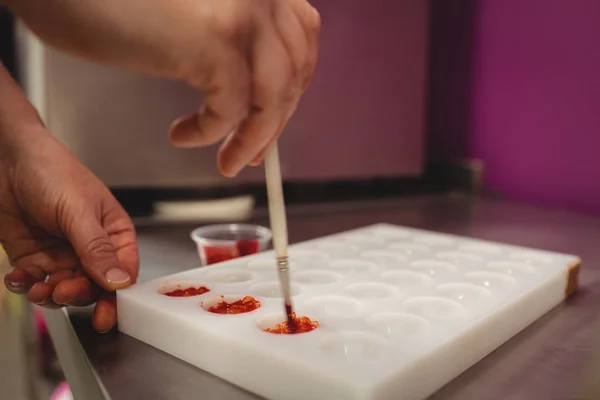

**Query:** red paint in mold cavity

left=206, top=296, right=261, bottom=314
left=164, top=286, right=210, bottom=297
left=264, top=313, right=319, bottom=334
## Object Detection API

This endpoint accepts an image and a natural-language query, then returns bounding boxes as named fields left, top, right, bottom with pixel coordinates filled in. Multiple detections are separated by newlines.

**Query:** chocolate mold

left=117, top=223, right=581, bottom=400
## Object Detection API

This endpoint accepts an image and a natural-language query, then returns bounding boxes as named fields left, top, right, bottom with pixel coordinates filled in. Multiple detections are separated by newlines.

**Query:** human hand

left=5, top=0, right=321, bottom=176
left=0, top=93, right=139, bottom=332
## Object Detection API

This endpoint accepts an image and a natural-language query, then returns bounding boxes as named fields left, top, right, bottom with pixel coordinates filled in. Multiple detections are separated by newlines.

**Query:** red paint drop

left=206, top=296, right=261, bottom=314
left=264, top=313, right=319, bottom=335
left=204, top=240, right=261, bottom=265
left=163, top=286, right=210, bottom=297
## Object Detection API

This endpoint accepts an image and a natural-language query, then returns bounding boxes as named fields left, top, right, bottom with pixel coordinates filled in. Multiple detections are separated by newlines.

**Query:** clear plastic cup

left=191, top=224, right=272, bottom=266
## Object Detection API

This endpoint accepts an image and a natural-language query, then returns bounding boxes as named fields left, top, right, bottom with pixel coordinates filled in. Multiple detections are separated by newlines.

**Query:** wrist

left=0, top=63, right=49, bottom=163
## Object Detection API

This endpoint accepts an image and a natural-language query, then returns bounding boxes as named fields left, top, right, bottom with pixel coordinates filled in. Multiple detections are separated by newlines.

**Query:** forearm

left=2, top=0, right=185, bottom=78
left=0, top=63, right=46, bottom=160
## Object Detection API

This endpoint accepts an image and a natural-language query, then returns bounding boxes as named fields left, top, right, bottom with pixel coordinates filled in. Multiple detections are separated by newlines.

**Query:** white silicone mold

left=117, top=223, right=581, bottom=400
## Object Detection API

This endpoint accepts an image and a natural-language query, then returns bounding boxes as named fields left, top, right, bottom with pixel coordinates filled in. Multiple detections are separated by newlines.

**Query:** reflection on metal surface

left=0, top=247, right=43, bottom=400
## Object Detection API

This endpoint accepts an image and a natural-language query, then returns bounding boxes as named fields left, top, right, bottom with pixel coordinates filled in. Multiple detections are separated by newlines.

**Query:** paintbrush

left=264, top=144, right=295, bottom=329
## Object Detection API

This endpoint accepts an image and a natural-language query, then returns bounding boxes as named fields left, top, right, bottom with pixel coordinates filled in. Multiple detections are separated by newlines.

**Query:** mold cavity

left=410, top=260, right=458, bottom=275
left=256, top=313, right=320, bottom=335
left=465, top=271, right=516, bottom=288
left=487, top=261, right=536, bottom=275
left=435, top=283, right=491, bottom=303
left=158, top=281, right=211, bottom=297
left=317, top=241, right=360, bottom=256
left=319, top=332, right=387, bottom=361
left=413, top=235, right=454, bottom=246
left=344, top=234, right=385, bottom=246
left=365, top=312, right=430, bottom=338
left=247, top=259, right=277, bottom=271
left=371, top=226, right=411, bottom=239
left=509, top=252, right=553, bottom=264
left=289, top=249, right=330, bottom=264
left=361, top=250, right=407, bottom=268
left=294, top=270, right=340, bottom=285
left=403, top=297, right=464, bottom=319
left=459, top=243, right=502, bottom=255
left=201, top=295, right=261, bottom=314
left=250, top=282, right=301, bottom=298
left=330, top=259, right=376, bottom=273
left=304, top=296, right=363, bottom=318
left=381, top=270, right=432, bottom=289
left=389, top=242, right=432, bottom=256
left=345, top=283, right=399, bottom=299
left=437, top=251, right=484, bottom=264
left=205, top=269, right=254, bottom=283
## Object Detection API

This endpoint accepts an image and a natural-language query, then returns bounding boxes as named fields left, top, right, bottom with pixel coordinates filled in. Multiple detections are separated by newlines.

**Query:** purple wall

left=430, top=0, right=600, bottom=215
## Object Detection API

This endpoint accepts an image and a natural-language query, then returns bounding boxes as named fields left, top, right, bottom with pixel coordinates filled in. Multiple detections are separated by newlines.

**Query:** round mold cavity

left=319, top=332, right=387, bottom=361
left=389, top=242, right=432, bottom=256
left=345, top=283, right=399, bottom=299
left=365, top=312, right=430, bottom=338
left=158, top=281, right=211, bottom=297
left=330, top=259, right=377, bottom=274
left=304, top=296, right=363, bottom=318
left=201, top=295, right=261, bottom=314
left=380, top=270, right=432, bottom=289
left=317, top=241, right=360, bottom=256
left=435, top=283, right=491, bottom=303
left=205, top=269, right=254, bottom=283
left=410, top=260, right=458, bottom=276
left=459, top=243, right=502, bottom=255
left=361, top=250, right=407, bottom=268
left=465, top=271, right=516, bottom=289
left=288, top=249, right=331, bottom=264
left=437, top=251, right=484, bottom=263
left=487, top=261, right=536, bottom=275
left=250, top=282, right=301, bottom=298
left=371, top=227, right=411, bottom=239
left=413, top=235, right=454, bottom=246
left=403, top=297, right=464, bottom=319
left=293, top=270, right=340, bottom=285
left=509, top=251, right=553, bottom=264
left=344, top=234, right=385, bottom=246
left=247, top=259, right=277, bottom=271
left=255, top=313, right=320, bottom=335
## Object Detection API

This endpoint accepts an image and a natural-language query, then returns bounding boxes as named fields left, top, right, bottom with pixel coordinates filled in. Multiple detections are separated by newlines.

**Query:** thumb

left=67, top=220, right=131, bottom=291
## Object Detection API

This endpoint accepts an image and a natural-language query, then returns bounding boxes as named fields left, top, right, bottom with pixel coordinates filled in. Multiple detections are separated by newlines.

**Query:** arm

left=0, top=62, right=46, bottom=160
left=2, top=0, right=321, bottom=176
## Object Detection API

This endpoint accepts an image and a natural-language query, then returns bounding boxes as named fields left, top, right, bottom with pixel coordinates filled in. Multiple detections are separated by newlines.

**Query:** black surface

left=0, top=8, right=16, bottom=79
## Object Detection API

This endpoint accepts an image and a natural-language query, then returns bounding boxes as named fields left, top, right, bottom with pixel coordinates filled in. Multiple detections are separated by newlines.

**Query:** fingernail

left=7, top=281, right=22, bottom=289
left=105, top=268, right=130, bottom=285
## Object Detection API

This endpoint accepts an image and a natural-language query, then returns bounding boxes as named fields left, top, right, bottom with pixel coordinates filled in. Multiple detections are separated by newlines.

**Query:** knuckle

left=84, top=237, right=115, bottom=261
left=308, top=8, right=321, bottom=34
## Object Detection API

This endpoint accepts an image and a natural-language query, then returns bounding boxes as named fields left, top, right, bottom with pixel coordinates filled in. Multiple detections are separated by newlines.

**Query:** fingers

left=4, top=267, right=42, bottom=294
left=92, top=292, right=117, bottom=333
left=217, top=18, right=292, bottom=176
left=169, top=49, right=251, bottom=149
left=53, top=276, right=102, bottom=306
left=28, top=282, right=62, bottom=309
left=66, top=220, right=131, bottom=292
left=288, top=0, right=322, bottom=90
left=218, top=1, right=320, bottom=176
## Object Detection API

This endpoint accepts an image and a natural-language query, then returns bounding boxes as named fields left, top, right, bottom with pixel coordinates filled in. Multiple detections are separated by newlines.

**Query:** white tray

left=117, top=223, right=581, bottom=400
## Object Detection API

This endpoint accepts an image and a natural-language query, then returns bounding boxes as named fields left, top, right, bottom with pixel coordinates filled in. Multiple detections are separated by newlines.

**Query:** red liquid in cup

left=203, top=239, right=261, bottom=265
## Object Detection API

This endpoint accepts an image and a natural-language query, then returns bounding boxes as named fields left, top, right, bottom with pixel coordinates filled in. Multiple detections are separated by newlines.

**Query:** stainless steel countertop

left=65, top=193, right=600, bottom=400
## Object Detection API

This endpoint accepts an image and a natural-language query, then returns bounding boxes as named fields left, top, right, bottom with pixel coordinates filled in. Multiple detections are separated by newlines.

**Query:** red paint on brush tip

left=264, top=313, right=319, bottom=334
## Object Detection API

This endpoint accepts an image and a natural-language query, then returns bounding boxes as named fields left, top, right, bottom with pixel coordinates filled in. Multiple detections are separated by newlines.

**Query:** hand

left=6, top=0, right=321, bottom=176
left=1, top=125, right=139, bottom=332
